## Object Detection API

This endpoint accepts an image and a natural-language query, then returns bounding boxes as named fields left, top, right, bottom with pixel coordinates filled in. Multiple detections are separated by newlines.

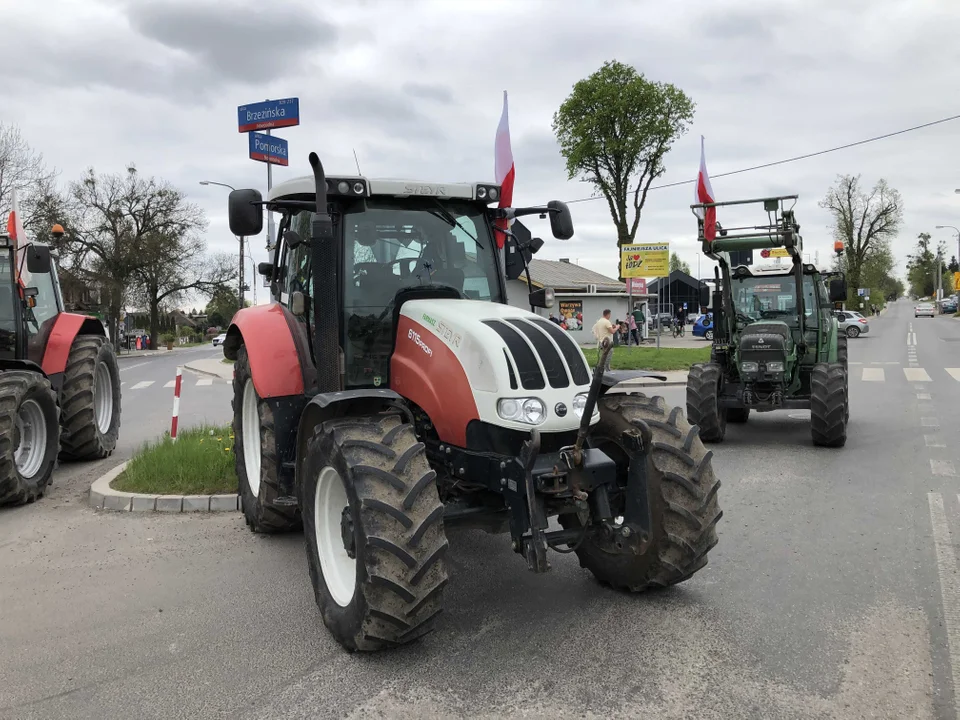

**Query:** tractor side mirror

left=699, top=284, right=711, bottom=308
left=828, top=278, right=847, bottom=303
left=228, top=189, right=263, bottom=237
left=25, top=245, right=52, bottom=274
left=547, top=201, right=574, bottom=240
left=284, top=230, right=302, bottom=249
left=258, top=262, right=274, bottom=277
left=529, top=237, right=544, bottom=254
left=529, top=287, right=555, bottom=309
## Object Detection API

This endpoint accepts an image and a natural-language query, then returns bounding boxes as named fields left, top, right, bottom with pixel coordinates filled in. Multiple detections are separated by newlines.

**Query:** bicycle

left=672, top=321, right=685, bottom=338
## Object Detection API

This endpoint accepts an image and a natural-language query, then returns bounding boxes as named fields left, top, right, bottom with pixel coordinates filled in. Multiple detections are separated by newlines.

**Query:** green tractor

left=685, top=196, right=850, bottom=447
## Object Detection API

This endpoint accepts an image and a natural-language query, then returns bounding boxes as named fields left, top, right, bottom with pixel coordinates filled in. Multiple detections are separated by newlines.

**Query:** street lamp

left=199, top=180, right=245, bottom=308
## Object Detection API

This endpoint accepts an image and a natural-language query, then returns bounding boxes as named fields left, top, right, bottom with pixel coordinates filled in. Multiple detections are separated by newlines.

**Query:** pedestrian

left=627, top=313, right=637, bottom=346
left=613, top=320, right=621, bottom=346
left=592, top=309, right=615, bottom=372
left=632, top=305, right=645, bottom=344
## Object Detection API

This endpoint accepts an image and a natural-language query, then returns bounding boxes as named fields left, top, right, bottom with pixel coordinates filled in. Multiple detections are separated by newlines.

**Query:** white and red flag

left=494, top=90, right=515, bottom=249
left=6, top=189, right=25, bottom=251
left=693, top=136, right=717, bottom=242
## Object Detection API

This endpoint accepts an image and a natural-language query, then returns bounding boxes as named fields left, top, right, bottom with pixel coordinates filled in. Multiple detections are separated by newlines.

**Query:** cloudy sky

left=3, top=0, right=959, bottom=305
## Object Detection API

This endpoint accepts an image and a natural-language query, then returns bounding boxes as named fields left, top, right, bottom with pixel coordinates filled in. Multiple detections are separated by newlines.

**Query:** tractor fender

left=294, top=388, right=406, bottom=496
left=223, top=303, right=315, bottom=399
left=41, top=313, right=105, bottom=376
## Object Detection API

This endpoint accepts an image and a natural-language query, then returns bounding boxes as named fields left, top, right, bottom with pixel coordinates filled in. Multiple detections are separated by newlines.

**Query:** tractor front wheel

left=0, top=372, right=60, bottom=506
left=232, top=345, right=300, bottom=533
left=59, top=335, right=121, bottom=461
left=811, top=362, right=848, bottom=447
left=301, top=412, right=449, bottom=651
left=686, top=362, right=727, bottom=442
left=563, top=393, right=722, bottom=591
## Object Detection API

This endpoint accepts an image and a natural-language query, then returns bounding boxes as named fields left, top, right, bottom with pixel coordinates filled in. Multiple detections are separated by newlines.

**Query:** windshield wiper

left=427, top=202, right=482, bottom=248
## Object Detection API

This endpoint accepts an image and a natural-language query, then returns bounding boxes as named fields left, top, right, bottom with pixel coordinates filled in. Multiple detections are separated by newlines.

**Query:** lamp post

left=199, top=181, right=244, bottom=307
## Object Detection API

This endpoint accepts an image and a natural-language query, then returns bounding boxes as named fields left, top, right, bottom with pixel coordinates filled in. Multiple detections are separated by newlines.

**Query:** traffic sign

left=237, top=98, right=300, bottom=133
left=760, top=248, right=790, bottom=259
left=954, top=272, right=960, bottom=292
left=249, top=132, right=289, bottom=166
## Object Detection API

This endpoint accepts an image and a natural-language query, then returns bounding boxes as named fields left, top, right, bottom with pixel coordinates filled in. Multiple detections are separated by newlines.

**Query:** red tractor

left=223, top=153, right=721, bottom=651
left=0, top=226, right=122, bottom=507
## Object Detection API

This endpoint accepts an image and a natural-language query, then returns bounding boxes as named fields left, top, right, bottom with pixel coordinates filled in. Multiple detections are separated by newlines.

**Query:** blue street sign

left=237, top=98, right=299, bottom=133
left=249, top=132, right=289, bottom=166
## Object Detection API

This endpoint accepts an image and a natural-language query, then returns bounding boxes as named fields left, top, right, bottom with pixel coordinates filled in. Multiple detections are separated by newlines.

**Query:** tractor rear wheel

left=301, top=412, right=449, bottom=652
left=837, top=334, right=850, bottom=424
left=59, top=335, right=121, bottom=461
left=686, top=362, right=727, bottom=442
left=563, top=393, right=721, bottom=591
left=810, top=362, right=848, bottom=447
left=0, top=372, right=60, bottom=506
left=233, top=345, right=300, bottom=533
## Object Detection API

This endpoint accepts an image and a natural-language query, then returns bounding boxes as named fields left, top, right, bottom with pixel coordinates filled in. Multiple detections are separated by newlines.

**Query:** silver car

left=915, top=302, right=935, bottom=318
left=835, top=310, right=870, bottom=338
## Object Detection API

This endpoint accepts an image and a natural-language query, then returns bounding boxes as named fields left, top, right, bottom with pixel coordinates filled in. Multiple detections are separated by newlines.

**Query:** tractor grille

left=483, top=317, right=592, bottom=391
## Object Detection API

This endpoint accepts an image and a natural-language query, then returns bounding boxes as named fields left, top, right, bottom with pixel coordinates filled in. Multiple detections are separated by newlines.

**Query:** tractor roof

left=732, top=262, right=826, bottom=279
left=269, top=175, right=502, bottom=204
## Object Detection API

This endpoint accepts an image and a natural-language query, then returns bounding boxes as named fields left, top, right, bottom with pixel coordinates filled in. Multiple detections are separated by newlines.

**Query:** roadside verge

left=90, top=463, right=240, bottom=513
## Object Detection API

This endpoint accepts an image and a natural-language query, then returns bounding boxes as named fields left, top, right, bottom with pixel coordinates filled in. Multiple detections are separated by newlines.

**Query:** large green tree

left=669, top=252, right=691, bottom=275
left=552, top=60, right=695, bottom=254
left=906, top=232, right=948, bottom=299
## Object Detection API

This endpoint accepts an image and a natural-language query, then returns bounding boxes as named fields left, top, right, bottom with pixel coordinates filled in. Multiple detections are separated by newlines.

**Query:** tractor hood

left=394, top=299, right=597, bottom=434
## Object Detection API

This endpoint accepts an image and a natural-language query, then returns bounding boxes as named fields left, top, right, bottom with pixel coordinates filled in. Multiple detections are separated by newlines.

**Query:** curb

left=89, top=462, right=240, bottom=514
left=182, top=362, right=234, bottom=382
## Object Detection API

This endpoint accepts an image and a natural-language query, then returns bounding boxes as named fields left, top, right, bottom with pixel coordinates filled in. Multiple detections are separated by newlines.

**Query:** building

left=647, top=270, right=706, bottom=317
left=505, top=258, right=655, bottom=345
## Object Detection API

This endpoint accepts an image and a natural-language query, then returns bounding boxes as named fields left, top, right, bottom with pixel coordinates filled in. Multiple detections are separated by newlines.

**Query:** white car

left=915, top=303, right=935, bottom=318
left=212, top=333, right=227, bottom=346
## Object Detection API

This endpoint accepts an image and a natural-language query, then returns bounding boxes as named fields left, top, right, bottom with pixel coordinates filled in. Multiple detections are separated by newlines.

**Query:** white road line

left=947, top=369, right=960, bottom=382
left=912, top=332, right=917, bottom=345
left=932, top=460, right=958, bottom=477
left=885, top=362, right=901, bottom=365
left=119, top=362, right=148, bottom=373
left=927, top=435, right=947, bottom=448
left=849, top=361, right=863, bottom=365
left=164, top=380, right=176, bottom=388
left=927, top=492, right=960, bottom=717
left=862, top=367, right=885, bottom=382
left=904, top=367, right=932, bottom=382
left=909, top=322, right=914, bottom=331
left=918, top=393, right=932, bottom=400
left=922, top=417, right=941, bottom=428
left=196, top=378, right=213, bottom=387
left=130, top=381, right=154, bottom=390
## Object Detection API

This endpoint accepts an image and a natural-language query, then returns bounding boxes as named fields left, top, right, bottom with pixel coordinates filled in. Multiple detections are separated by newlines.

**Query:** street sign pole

left=266, top=120, right=275, bottom=253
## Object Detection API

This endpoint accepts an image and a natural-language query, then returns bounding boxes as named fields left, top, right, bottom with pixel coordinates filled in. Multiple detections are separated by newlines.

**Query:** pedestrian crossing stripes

left=120, top=378, right=227, bottom=391
left=850, top=367, right=960, bottom=383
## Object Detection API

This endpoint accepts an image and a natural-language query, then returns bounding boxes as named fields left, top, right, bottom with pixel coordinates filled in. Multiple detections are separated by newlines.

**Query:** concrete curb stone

left=89, top=462, right=240, bottom=514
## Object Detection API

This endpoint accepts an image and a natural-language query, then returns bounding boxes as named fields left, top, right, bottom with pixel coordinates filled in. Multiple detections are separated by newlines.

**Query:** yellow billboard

left=954, top=272, right=960, bottom=292
left=621, top=243, right=669, bottom=278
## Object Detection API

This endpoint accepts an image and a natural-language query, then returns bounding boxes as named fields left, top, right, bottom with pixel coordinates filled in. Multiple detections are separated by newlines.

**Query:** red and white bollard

left=170, top=366, right=182, bottom=441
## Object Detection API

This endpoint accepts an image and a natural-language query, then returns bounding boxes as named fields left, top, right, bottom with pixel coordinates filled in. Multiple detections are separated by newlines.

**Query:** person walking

left=592, top=309, right=615, bottom=372
left=627, top=313, right=638, bottom=346
left=675, top=305, right=687, bottom=337
left=632, top=305, right=645, bottom=344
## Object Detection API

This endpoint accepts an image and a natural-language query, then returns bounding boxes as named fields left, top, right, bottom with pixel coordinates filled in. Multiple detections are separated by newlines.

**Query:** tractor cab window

left=342, top=198, right=501, bottom=387
left=731, top=275, right=820, bottom=329
left=0, top=253, right=17, bottom=357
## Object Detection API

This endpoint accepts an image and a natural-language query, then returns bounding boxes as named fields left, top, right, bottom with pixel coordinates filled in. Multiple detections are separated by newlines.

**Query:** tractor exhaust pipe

left=308, top=153, right=341, bottom=393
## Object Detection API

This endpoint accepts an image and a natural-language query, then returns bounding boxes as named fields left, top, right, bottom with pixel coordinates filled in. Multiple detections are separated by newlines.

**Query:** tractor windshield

left=731, top=274, right=820, bottom=328
left=0, top=251, right=18, bottom=357
left=341, top=198, right=502, bottom=387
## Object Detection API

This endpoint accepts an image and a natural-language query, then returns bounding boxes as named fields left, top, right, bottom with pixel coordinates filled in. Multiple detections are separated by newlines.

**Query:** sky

left=2, top=0, right=959, bottom=308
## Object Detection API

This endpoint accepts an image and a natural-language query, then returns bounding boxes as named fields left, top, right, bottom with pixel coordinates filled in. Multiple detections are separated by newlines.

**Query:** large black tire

left=0, top=371, right=60, bottom=506
left=59, top=335, right=121, bottom=461
left=686, top=362, right=727, bottom=442
left=232, top=345, right=300, bottom=533
left=836, top=334, right=850, bottom=424
left=810, top=362, right=848, bottom=448
left=301, top=412, right=449, bottom=652
left=727, top=407, right=750, bottom=423
left=563, top=393, right=721, bottom=590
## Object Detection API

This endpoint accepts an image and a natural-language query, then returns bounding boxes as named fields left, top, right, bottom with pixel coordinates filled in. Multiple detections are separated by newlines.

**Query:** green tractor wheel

left=686, top=362, right=727, bottom=442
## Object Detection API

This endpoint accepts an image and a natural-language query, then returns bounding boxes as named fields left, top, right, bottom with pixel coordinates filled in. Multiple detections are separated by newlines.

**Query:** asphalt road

left=2, top=301, right=959, bottom=719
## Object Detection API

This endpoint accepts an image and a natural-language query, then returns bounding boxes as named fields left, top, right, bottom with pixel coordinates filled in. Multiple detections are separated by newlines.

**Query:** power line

left=562, top=112, right=960, bottom=205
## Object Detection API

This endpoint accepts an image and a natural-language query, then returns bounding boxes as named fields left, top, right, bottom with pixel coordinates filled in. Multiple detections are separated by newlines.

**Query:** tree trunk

left=149, top=291, right=160, bottom=352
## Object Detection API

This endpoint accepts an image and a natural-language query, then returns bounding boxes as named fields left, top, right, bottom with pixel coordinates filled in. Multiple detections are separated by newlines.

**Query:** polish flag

left=694, top=136, right=717, bottom=242
left=494, top=90, right=515, bottom=249
left=6, top=189, right=25, bottom=251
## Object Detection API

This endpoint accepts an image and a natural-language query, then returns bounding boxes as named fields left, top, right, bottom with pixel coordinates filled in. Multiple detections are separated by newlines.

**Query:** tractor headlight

left=766, top=361, right=784, bottom=372
left=497, top=397, right=546, bottom=425
left=572, top=393, right=588, bottom=418
left=741, top=361, right=759, bottom=373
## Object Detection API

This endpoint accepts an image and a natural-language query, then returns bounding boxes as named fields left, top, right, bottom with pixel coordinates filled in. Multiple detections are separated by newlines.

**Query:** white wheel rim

left=15, top=399, right=46, bottom=479
left=242, top=379, right=261, bottom=498
left=315, top=466, right=357, bottom=607
left=94, top=362, right=113, bottom=434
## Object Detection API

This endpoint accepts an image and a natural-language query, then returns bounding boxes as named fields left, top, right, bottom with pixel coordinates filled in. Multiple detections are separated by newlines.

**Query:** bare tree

left=819, top=174, right=903, bottom=299
left=0, top=123, right=60, bottom=230
left=68, top=165, right=207, bottom=346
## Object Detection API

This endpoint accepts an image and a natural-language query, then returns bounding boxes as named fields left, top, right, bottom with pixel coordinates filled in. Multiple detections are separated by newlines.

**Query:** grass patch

left=581, top=346, right=710, bottom=371
left=221, top=357, right=235, bottom=364
left=112, top=424, right=237, bottom=495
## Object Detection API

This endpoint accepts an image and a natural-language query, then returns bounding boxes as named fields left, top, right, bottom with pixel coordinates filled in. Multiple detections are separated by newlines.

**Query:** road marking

left=130, top=381, right=154, bottom=390
left=922, top=417, right=941, bottom=428
left=196, top=378, right=213, bottom=386
left=119, top=362, right=148, bottom=373
left=850, top=361, right=863, bottom=365
left=932, top=460, right=958, bottom=477
left=918, top=393, right=932, bottom=400
left=916, top=384, right=928, bottom=391
left=948, top=369, right=960, bottom=382
left=862, top=367, right=885, bottom=382
left=927, top=435, right=947, bottom=448
left=904, top=367, right=932, bottom=382
left=884, top=361, right=901, bottom=365
left=907, top=332, right=917, bottom=346
left=927, top=492, right=960, bottom=714
left=164, top=380, right=176, bottom=388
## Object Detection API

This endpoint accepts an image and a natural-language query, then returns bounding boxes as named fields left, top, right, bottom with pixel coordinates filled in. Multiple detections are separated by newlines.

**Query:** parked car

left=649, top=312, right=674, bottom=330
left=692, top=312, right=714, bottom=340
left=212, top=333, right=227, bottom=347
left=835, top=310, right=869, bottom=338
left=915, top=302, right=936, bottom=318
left=942, top=299, right=958, bottom=314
